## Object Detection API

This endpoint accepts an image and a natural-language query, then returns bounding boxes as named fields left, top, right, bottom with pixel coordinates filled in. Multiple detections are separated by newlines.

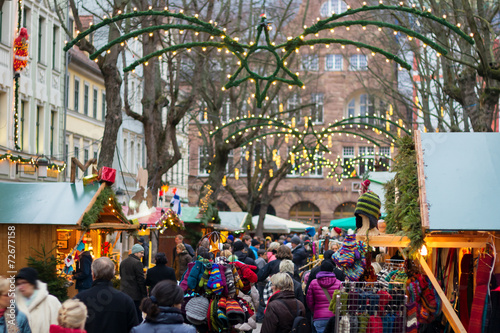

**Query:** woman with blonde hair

left=0, top=276, right=30, bottom=332
left=266, top=242, right=280, bottom=262
left=49, top=299, right=87, bottom=333
left=261, top=273, right=307, bottom=333
left=175, top=243, right=193, bottom=280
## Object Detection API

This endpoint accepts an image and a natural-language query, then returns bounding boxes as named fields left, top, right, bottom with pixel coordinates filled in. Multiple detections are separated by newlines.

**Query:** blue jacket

left=131, top=307, right=196, bottom=333
left=0, top=306, right=31, bottom=333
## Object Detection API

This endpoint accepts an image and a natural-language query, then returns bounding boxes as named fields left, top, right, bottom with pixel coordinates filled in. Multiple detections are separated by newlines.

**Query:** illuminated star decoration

left=65, top=4, right=474, bottom=108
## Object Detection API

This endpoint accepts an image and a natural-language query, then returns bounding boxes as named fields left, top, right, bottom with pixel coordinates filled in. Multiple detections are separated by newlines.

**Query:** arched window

left=289, top=201, right=321, bottom=224
left=320, top=0, right=348, bottom=17
left=333, top=202, right=356, bottom=219
left=346, top=93, right=386, bottom=125
left=252, top=204, right=276, bottom=216
left=217, top=201, right=231, bottom=212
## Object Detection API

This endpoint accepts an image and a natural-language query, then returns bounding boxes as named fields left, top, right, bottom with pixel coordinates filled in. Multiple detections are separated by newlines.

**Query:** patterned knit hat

left=185, top=296, right=209, bottom=325
left=217, top=297, right=228, bottom=326
left=224, top=264, right=236, bottom=296
left=226, top=298, right=245, bottom=324
left=355, top=191, right=381, bottom=229
left=207, top=264, right=224, bottom=294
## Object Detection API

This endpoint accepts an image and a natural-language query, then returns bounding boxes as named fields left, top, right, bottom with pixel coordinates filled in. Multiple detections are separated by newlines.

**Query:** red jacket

left=50, top=325, right=86, bottom=333
left=306, top=271, right=342, bottom=320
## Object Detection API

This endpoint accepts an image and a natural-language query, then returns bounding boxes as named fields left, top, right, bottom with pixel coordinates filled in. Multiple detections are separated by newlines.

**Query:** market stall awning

left=180, top=206, right=201, bottom=223
left=329, top=217, right=357, bottom=230
left=0, top=182, right=99, bottom=225
left=216, top=212, right=247, bottom=232
left=251, top=214, right=311, bottom=234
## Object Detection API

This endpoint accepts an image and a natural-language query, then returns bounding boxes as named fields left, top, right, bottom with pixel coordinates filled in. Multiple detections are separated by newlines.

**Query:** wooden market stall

left=0, top=181, right=138, bottom=292
left=354, top=131, right=500, bottom=333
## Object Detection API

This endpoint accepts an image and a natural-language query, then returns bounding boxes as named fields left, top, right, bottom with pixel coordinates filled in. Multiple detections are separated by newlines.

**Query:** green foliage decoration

left=81, top=186, right=130, bottom=230
left=383, top=136, right=424, bottom=255
left=200, top=202, right=221, bottom=226
left=27, top=244, right=68, bottom=302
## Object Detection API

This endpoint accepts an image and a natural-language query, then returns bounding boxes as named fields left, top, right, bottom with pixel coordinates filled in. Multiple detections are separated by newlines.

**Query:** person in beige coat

left=15, top=267, right=61, bottom=333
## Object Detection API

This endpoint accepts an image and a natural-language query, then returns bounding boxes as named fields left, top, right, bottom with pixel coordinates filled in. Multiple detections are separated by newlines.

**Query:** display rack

left=335, top=281, right=407, bottom=332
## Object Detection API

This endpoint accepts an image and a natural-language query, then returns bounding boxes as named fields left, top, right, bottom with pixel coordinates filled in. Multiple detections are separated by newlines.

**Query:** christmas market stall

left=0, top=171, right=138, bottom=296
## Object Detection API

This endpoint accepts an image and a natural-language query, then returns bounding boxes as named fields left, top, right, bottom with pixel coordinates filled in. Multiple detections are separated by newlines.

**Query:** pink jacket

left=267, top=252, right=277, bottom=262
left=306, top=271, right=341, bottom=320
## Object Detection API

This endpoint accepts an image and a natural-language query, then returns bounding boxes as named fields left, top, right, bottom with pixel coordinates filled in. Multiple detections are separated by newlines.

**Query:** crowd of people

left=1, top=232, right=347, bottom=333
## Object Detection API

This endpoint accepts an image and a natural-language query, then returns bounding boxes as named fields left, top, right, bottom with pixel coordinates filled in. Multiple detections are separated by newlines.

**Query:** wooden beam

left=414, top=130, right=430, bottom=228
left=418, top=256, right=466, bottom=333
left=76, top=182, right=107, bottom=226
left=357, top=234, right=489, bottom=248
left=87, top=223, right=138, bottom=230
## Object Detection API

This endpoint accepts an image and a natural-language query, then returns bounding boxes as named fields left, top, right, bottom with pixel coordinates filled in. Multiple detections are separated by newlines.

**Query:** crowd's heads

left=242, top=235, right=252, bottom=246
left=227, top=235, right=234, bottom=243
left=155, top=252, right=168, bottom=265
left=91, top=257, right=115, bottom=281
left=267, top=242, right=280, bottom=252
left=222, top=243, right=232, bottom=251
left=251, top=239, right=260, bottom=247
left=323, top=250, right=335, bottom=261
left=175, top=234, right=184, bottom=245
left=320, top=260, right=335, bottom=272
left=233, top=241, right=245, bottom=252
left=141, top=280, right=184, bottom=320
left=291, top=236, right=301, bottom=246
left=58, top=299, right=87, bottom=329
left=270, top=272, right=294, bottom=292
left=15, top=267, right=38, bottom=287
left=279, top=259, right=294, bottom=275
left=257, top=249, right=266, bottom=258
left=131, top=244, right=145, bottom=255
left=0, top=277, right=12, bottom=309
left=176, top=243, right=186, bottom=252
left=220, top=249, right=232, bottom=258
left=276, top=245, right=293, bottom=260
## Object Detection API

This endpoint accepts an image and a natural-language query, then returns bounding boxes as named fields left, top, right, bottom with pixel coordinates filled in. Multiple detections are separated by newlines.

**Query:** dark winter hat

left=15, top=267, right=38, bottom=286
left=354, top=191, right=381, bottom=229
left=251, top=239, right=260, bottom=246
left=186, top=297, right=209, bottom=325
left=291, top=236, right=301, bottom=245
left=323, top=250, right=335, bottom=260
left=225, top=298, right=245, bottom=324
left=227, top=235, right=234, bottom=242
left=233, top=241, right=245, bottom=252
left=320, top=260, right=335, bottom=272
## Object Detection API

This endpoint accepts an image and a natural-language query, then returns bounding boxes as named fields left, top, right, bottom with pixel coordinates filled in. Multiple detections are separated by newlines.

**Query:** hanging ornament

left=13, top=28, right=29, bottom=77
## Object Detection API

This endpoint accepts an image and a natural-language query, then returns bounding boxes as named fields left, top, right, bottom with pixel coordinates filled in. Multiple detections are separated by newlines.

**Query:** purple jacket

left=306, top=271, right=341, bottom=320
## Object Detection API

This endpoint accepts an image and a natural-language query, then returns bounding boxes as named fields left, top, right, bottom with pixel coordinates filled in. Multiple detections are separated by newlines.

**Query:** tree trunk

left=255, top=200, right=269, bottom=237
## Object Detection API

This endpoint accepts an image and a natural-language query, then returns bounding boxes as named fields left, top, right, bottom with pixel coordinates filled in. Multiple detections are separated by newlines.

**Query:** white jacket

left=16, top=280, right=61, bottom=333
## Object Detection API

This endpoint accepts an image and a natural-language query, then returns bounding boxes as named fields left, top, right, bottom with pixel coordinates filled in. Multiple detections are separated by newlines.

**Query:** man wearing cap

left=138, top=237, right=149, bottom=267
left=290, top=236, right=308, bottom=267
left=120, top=243, right=147, bottom=320
left=15, top=267, right=61, bottom=333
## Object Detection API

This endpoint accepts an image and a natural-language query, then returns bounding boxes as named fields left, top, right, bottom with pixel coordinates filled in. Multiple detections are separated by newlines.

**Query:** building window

left=20, top=101, right=26, bottom=150
left=325, top=54, right=343, bottom=71
left=333, top=202, right=356, bottom=219
left=359, top=146, right=375, bottom=175
left=38, top=16, right=45, bottom=63
left=84, top=148, right=89, bottom=176
left=93, top=151, right=98, bottom=160
left=301, top=54, right=319, bottom=71
left=346, top=93, right=384, bottom=125
left=0, top=8, right=3, bottom=43
left=320, top=0, right=347, bottom=17
left=289, top=201, right=321, bottom=224
left=36, top=106, right=43, bottom=155
left=92, top=88, right=98, bottom=118
left=378, top=147, right=391, bottom=171
left=130, top=140, right=135, bottom=173
left=123, top=139, right=127, bottom=167
left=50, top=111, right=56, bottom=157
left=310, top=93, right=324, bottom=124
left=199, top=102, right=209, bottom=123
left=199, top=146, right=210, bottom=175
left=309, top=152, right=323, bottom=177
left=74, top=77, right=80, bottom=112
left=52, top=26, right=59, bottom=69
left=101, top=92, right=106, bottom=121
left=287, top=94, right=301, bottom=120
left=222, top=99, right=230, bottom=122
left=288, top=148, right=300, bottom=176
left=226, top=149, right=234, bottom=174
left=349, top=54, right=368, bottom=71
left=240, top=147, right=250, bottom=176
left=83, top=84, right=89, bottom=115
left=342, top=146, right=355, bottom=178
left=74, top=146, right=79, bottom=178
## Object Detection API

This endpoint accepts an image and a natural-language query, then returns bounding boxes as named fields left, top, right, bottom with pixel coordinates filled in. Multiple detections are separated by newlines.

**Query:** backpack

left=277, top=299, right=309, bottom=333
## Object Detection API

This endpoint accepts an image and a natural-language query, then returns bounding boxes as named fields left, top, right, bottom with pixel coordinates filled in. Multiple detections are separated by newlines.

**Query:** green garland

left=200, top=202, right=221, bottom=226
left=65, top=4, right=474, bottom=108
left=0, top=153, right=66, bottom=171
left=81, top=186, right=130, bottom=230
left=13, top=0, right=23, bottom=150
left=383, top=136, right=424, bottom=256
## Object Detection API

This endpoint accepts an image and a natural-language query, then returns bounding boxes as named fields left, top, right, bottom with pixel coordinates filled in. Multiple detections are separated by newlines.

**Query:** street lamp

left=36, top=156, right=49, bottom=178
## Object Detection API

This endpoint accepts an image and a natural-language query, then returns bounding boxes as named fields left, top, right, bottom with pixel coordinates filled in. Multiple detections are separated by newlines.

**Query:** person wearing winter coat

left=304, top=250, right=345, bottom=295
left=131, top=280, right=195, bottom=333
left=15, top=267, right=61, bottom=333
left=258, top=245, right=298, bottom=282
left=75, top=257, right=139, bottom=333
left=73, top=251, right=93, bottom=293
left=266, top=242, right=279, bottom=262
left=306, top=261, right=342, bottom=333
left=120, top=244, right=147, bottom=320
left=172, top=235, right=195, bottom=266
left=279, top=259, right=305, bottom=306
left=0, top=276, right=31, bottom=333
left=291, top=236, right=308, bottom=268
left=146, top=252, right=176, bottom=293
left=233, top=241, right=257, bottom=267
left=261, top=273, right=307, bottom=333
left=175, top=244, right=193, bottom=280
left=49, top=299, right=87, bottom=333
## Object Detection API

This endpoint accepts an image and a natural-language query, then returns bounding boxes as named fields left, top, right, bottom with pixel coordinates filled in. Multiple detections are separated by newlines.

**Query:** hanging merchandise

left=179, top=231, right=259, bottom=332
left=468, top=253, right=494, bottom=333
left=333, top=281, right=407, bottom=332
left=332, top=233, right=367, bottom=281
left=13, top=28, right=29, bottom=77
left=459, top=252, right=474, bottom=327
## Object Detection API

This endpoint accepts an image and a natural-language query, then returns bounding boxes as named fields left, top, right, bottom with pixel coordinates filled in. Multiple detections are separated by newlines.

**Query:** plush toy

left=14, top=28, right=29, bottom=78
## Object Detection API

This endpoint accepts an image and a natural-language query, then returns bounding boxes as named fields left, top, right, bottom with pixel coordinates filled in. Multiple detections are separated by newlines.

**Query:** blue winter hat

left=227, top=235, right=234, bottom=242
left=131, top=244, right=145, bottom=254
